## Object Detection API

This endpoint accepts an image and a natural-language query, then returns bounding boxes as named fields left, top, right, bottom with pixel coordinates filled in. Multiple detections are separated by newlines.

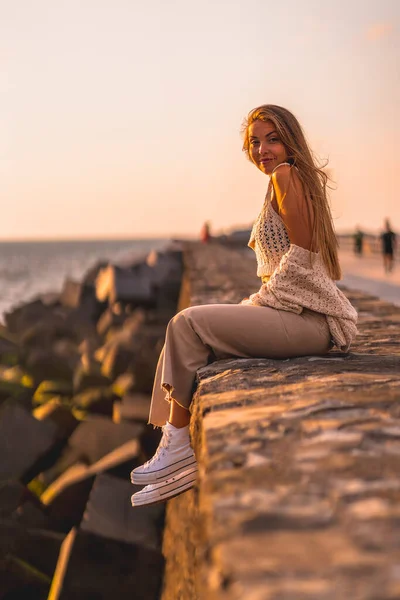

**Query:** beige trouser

left=148, top=304, right=331, bottom=427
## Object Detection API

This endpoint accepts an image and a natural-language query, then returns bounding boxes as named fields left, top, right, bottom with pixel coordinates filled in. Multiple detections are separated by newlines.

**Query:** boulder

left=40, top=436, right=143, bottom=530
left=0, top=521, right=64, bottom=579
left=0, top=551, right=51, bottom=599
left=33, top=380, right=73, bottom=406
left=33, top=400, right=79, bottom=441
left=73, top=361, right=110, bottom=394
left=113, top=393, right=151, bottom=424
left=25, top=348, right=76, bottom=382
left=111, top=373, right=135, bottom=397
left=96, top=305, right=127, bottom=337
left=60, top=278, right=83, bottom=309
left=51, top=528, right=164, bottom=600
left=100, top=343, right=135, bottom=381
left=19, top=314, right=77, bottom=351
left=39, top=417, right=143, bottom=488
left=95, top=263, right=155, bottom=305
left=0, top=376, right=34, bottom=405
left=72, top=387, right=115, bottom=417
left=0, top=480, right=40, bottom=518
left=81, top=473, right=164, bottom=550
left=0, top=324, right=19, bottom=364
left=4, top=298, right=54, bottom=335
left=66, top=416, right=143, bottom=465
left=127, top=325, right=165, bottom=393
left=146, top=249, right=183, bottom=311
left=0, top=401, right=58, bottom=481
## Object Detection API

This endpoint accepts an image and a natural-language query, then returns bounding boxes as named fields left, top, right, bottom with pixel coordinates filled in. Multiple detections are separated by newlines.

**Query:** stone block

left=73, top=362, right=110, bottom=394
left=33, top=401, right=79, bottom=441
left=72, top=387, right=115, bottom=416
left=33, top=380, right=73, bottom=405
left=66, top=416, right=143, bottom=465
left=52, top=529, right=164, bottom=600
left=100, top=343, right=134, bottom=380
left=95, top=263, right=155, bottom=305
left=41, top=437, right=142, bottom=530
left=96, top=305, right=126, bottom=337
left=113, top=393, right=151, bottom=423
left=81, top=473, right=164, bottom=550
left=4, top=298, right=53, bottom=335
left=25, top=348, right=76, bottom=382
left=0, top=401, right=58, bottom=481
left=39, top=417, right=143, bottom=489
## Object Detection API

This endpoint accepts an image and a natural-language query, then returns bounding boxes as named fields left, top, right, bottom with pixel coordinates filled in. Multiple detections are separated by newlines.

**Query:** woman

left=130, top=104, right=358, bottom=507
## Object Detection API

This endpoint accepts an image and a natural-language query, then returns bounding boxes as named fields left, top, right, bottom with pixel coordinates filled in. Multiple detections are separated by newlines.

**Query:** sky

left=1, top=0, right=399, bottom=240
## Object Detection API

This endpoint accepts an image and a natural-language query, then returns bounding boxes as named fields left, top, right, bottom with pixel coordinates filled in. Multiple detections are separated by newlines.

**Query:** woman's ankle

left=169, top=398, right=191, bottom=428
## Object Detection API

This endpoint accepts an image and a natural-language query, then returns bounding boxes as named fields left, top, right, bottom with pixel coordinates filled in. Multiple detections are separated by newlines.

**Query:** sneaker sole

left=130, top=455, right=197, bottom=484
left=131, top=470, right=197, bottom=507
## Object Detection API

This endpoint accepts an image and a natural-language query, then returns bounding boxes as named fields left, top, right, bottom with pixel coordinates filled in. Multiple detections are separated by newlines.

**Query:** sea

left=0, top=238, right=169, bottom=323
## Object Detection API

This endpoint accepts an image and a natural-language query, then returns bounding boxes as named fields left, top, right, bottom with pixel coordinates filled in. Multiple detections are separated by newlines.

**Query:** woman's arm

left=271, top=165, right=314, bottom=251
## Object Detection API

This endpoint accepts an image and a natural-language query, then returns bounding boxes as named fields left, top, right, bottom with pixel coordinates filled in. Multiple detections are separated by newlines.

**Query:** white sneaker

left=130, top=422, right=197, bottom=485
left=131, top=467, right=197, bottom=507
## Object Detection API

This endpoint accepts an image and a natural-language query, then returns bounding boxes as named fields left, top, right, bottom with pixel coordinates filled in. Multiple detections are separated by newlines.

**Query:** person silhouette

left=381, top=219, right=397, bottom=273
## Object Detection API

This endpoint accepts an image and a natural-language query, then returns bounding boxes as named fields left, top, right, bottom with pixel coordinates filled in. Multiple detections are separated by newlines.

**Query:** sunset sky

left=1, top=0, right=399, bottom=240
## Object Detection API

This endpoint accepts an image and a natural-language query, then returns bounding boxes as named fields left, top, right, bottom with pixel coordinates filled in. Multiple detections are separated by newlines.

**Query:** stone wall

left=161, top=242, right=400, bottom=600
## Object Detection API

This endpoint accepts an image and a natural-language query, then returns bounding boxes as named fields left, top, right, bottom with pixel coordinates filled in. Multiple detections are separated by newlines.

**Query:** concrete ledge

left=162, top=242, right=400, bottom=600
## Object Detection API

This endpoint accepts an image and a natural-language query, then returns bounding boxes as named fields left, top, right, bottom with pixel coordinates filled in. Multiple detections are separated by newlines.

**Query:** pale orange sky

left=1, top=0, right=399, bottom=240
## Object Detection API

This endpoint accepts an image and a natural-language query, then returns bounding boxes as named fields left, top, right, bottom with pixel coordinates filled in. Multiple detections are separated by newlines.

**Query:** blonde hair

left=242, top=104, right=341, bottom=280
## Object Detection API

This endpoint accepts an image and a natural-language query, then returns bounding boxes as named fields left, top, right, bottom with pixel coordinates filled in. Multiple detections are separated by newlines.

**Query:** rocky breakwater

left=162, top=242, right=400, bottom=600
left=0, top=243, right=183, bottom=600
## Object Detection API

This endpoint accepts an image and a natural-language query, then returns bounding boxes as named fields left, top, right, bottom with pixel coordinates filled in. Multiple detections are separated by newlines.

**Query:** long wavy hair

left=242, top=104, right=341, bottom=280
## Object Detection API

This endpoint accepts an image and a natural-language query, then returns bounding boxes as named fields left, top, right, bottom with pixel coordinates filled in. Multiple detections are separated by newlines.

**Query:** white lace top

left=244, top=163, right=358, bottom=351
left=248, top=164, right=291, bottom=277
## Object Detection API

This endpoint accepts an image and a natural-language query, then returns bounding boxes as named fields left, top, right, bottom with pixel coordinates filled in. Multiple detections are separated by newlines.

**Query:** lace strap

left=271, top=162, right=293, bottom=175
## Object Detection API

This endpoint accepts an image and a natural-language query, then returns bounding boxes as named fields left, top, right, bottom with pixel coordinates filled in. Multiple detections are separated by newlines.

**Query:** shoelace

left=143, top=426, right=172, bottom=469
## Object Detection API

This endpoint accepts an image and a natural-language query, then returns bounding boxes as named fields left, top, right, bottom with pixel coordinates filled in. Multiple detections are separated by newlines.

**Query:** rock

left=100, top=343, right=134, bottom=381
left=0, top=376, right=34, bottom=405
left=81, top=473, right=164, bottom=549
left=96, top=305, right=127, bottom=337
left=0, top=401, right=58, bottom=481
left=113, top=393, right=151, bottom=423
left=33, top=401, right=79, bottom=441
left=0, top=517, right=64, bottom=579
left=0, top=325, right=18, bottom=363
left=66, top=416, right=143, bottom=465
left=127, top=324, right=165, bottom=393
left=0, top=480, right=39, bottom=518
left=20, top=314, right=76, bottom=350
left=33, top=380, right=73, bottom=405
left=40, top=437, right=143, bottom=530
left=60, top=278, right=84, bottom=309
left=95, top=263, right=155, bottom=305
left=25, top=347, right=76, bottom=382
left=39, top=417, right=143, bottom=488
left=111, top=373, right=135, bottom=397
left=72, top=387, right=115, bottom=416
left=0, top=550, right=51, bottom=599
left=52, top=529, right=164, bottom=600
left=73, top=361, right=110, bottom=394
left=4, top=298, right=54, bottom=335
left=146, top=249, right=183, bottom=311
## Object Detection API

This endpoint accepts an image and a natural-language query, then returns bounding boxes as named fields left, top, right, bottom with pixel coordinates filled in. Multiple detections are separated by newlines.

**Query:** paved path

left=339, top=250, right=400, bottom=306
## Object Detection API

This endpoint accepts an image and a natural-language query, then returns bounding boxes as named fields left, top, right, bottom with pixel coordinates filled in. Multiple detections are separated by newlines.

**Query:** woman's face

left=248, top=119, right=288, bottom=175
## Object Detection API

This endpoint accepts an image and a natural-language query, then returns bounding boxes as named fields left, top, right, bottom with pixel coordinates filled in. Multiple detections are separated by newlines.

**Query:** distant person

left=381, top=219, right=397, bottom=273
left=130, top=104, right=358, bottom=507
left=200, top=221, right=211, bottom=243
left=353, top=228, right=364, bottom=256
